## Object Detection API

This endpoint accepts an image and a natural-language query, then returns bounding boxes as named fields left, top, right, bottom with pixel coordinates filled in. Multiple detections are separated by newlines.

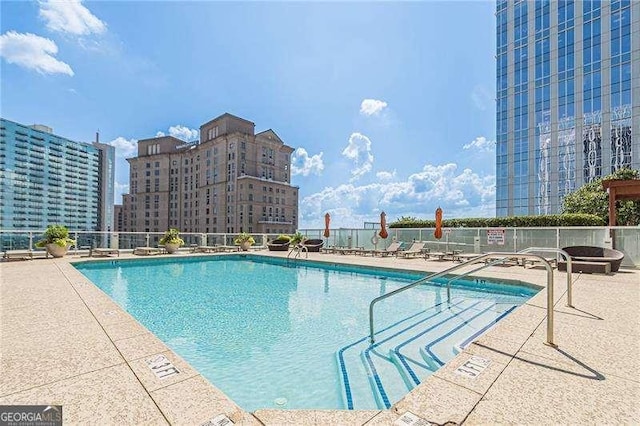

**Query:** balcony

left=258, top=216, right=293, bottom=225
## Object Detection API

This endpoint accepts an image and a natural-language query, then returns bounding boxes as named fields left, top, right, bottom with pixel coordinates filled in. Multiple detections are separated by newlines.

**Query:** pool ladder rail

left=369, top=250, right=575, bottom=348
left=286, top=244, right=308, bottom=262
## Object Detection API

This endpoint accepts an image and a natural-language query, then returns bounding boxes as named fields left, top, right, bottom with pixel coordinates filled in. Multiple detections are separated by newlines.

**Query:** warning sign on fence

left=487, top=229, right=505, bottom=245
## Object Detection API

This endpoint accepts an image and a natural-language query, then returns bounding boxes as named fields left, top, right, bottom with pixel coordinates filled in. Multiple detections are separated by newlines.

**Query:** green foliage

left=35, top=225, right=76, bottom=248
left=289, top=231, right=304, bottom=245
left=396, top=216, right=418, bottom=223
left=234, top=232, right=255, bottom=245
left=276, top=234, right=292, bottom=242
left=562, top=168, right=640, bottom=225
left=389, top=214, right=605, bottom=228
left=159, top=228, right=185, bottom=246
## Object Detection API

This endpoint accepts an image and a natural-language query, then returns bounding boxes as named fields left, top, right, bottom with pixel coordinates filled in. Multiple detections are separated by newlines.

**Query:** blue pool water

left=75, top=255, right=538, bottom=411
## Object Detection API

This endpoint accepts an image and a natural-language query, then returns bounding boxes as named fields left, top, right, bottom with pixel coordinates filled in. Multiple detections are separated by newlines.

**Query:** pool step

left=337, top=298, right=474, bottom=409
left=337, top=300, right=520, bottom=410
left=422, top=303, right=518, bottom=368
left=368, top=300, right=495, bottom=406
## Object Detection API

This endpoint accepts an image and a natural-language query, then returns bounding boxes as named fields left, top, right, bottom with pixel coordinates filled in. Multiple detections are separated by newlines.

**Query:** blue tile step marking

left=392, top=301, right=500, bottom=387
left=336, top=299, right=468, bottom=410
left=365, top=300, right=490, bottom=406
left=360, top=299, right=480, bottom=409
left=457, top=304, right=518, bottom=350
left=422, top=303, right=519, bottom=368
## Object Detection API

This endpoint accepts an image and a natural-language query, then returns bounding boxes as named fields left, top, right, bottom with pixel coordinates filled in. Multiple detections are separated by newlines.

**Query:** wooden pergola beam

left=602, top=179, right=640, bottom=226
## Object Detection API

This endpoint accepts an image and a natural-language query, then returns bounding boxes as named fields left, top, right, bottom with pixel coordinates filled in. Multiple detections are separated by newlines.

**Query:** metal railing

left=519, top=247, right=573, bottom=307
left=286, top=244, right=308, bottom=261
left=368, top=252, right=557, bottom=347
left=300, top=226, right=639, bottom=268
left=443, top=247, right=573, bottom=308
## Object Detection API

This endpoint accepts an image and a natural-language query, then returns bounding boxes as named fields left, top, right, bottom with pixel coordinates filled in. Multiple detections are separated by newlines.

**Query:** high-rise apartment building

left=0, top=118, right=115, bottom=231
left=496, top=0, right=639, bottom=216
left=121, top=113, right=298, bottom=234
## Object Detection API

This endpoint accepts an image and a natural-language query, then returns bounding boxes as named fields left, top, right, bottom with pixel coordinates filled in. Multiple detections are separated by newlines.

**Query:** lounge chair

left=560, top=246, right=624, bottom=272
left=192, top=246, right=219, bottom=253
left=320, top=246, right=340, bottom=254
left=133, top=247, right=163, bottom=256
left=90, top=248, right=120, bottom=257
left=364, top=242, right=403, bottom=257
left=398, top=242, right=426, bottom=258
left=301, top=239, right=324, bottom=252
left=2, top=249, right=49, bottom=260
left=267, top=238, right=290, bottom=251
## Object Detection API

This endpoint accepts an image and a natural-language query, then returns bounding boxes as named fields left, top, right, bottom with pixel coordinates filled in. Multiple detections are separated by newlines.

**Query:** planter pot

left=240, top=241, right=251, bottom=251
left=46, top=243, right=69, bottom=258
left=165, top=243, right=181, bottom=254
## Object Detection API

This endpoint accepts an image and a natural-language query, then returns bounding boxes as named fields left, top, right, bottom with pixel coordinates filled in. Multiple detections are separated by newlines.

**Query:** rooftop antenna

left=95, top=130, right=99, bottom=144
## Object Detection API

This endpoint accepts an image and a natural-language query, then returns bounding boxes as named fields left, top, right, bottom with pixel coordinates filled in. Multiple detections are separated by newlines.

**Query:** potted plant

left=234, top=232, right=255, bottom=251
left=35, top=225, right=76, bottom=258
left=289, top=231, right=305, bottom=246
left=159, top=228, right=184, bottom=254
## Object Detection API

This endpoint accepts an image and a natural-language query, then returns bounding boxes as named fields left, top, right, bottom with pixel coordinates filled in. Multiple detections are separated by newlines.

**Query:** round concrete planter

left=46, top=243, right=69, bottom=258
left=165, top=243, right=181, bottom=254
left=240, top=241, right=251, bottom=251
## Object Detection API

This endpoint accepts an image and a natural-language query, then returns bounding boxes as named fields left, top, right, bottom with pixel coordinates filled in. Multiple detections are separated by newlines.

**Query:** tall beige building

left=121, top=113, right=298, bottom=235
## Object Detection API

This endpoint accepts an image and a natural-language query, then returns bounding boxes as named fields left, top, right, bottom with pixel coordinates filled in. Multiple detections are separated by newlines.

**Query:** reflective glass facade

left=0, top=118, right=114, bottom=231
left=496, top=0, right=639, bottom=217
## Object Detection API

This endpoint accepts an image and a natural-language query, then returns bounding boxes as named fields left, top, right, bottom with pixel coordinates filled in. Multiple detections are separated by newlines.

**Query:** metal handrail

left=442, top=254, right=524, bottom=304
left=295, top=244, right=308, bottom=259
left=519, top=247, right=573, bottom=307
left=443, top=247, right=574, bottom=308
left=286, top=244, right=308, bottom=261
left=369, top=252, right=556, bottom=347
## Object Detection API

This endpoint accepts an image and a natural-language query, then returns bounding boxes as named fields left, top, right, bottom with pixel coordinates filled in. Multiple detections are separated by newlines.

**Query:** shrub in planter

left=234, top=232, right=255, bottom=251
left=35, top=225, right=76, bottom=257
left=159, top=228, right=185, bottom=254
left=289, top=231, right=304, bottom=246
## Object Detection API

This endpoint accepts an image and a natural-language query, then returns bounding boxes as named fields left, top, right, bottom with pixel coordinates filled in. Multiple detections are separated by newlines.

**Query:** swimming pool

left=75, top=255, right=539, bottom=411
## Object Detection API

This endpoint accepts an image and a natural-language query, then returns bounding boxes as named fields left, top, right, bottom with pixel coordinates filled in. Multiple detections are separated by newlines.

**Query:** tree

left=562, top=168, right=640, bottom=225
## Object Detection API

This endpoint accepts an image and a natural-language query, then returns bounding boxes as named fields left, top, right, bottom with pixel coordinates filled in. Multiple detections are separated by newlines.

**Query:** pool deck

left=1, top=251, right=638, bottom=425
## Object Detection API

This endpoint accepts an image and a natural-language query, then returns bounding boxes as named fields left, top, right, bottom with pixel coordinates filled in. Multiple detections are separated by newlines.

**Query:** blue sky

left=1, top=0, right=497, bottom=228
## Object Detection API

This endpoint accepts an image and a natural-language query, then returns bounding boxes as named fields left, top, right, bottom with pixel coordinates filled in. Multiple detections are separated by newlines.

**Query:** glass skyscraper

left=0, top=118, right=115, bottom=231
left=496, top=0, right=639, bottom=217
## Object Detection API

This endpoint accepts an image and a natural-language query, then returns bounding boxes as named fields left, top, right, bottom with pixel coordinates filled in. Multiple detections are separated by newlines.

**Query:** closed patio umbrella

left=434, top=207, right=443, bottom=240
left=379, top=211, right=388, bottom=239
left=323, top=213, right=330, bottom=238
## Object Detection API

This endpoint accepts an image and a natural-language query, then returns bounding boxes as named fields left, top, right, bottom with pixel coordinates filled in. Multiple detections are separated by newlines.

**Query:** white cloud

left=291, top=147, right=324, bottom=177
left=376, top=170, right=396, bottom=181
left=471, top=85, right=493, bottom=111
left=114, top=181, right=129, bottom=204
left=463, top=136, right=495, bottom=152
left=156, top=125, right=199, bottom=142
left=342, top=132, right=374, bottom=181
left=107, top=136, right=137, bottom=157
left=39, top=0, right=106, bottom=36
left=298, top=162, right=495, bottom=228
left=360, top=99, right=388, bottom=116
left=0, top=31, right=73, bottom=75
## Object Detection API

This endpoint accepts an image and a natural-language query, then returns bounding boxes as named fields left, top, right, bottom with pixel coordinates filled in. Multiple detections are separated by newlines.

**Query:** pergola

left=601, top=179, right=640, bottom=226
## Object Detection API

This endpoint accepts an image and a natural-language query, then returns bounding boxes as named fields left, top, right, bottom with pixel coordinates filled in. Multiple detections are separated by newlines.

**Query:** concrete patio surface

left=0, top=250, right=638, bottom=425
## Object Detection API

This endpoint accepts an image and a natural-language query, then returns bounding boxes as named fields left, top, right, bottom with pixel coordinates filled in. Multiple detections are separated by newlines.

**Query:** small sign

left=394, top=411, right=431, bottom=426
left=147, top=354, right=180, bottom=380
left=454, top=355, right=491, bottom=379
left=201, top=414, right=234, bottom=426
left=486, top=229, right=505, bottom=245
